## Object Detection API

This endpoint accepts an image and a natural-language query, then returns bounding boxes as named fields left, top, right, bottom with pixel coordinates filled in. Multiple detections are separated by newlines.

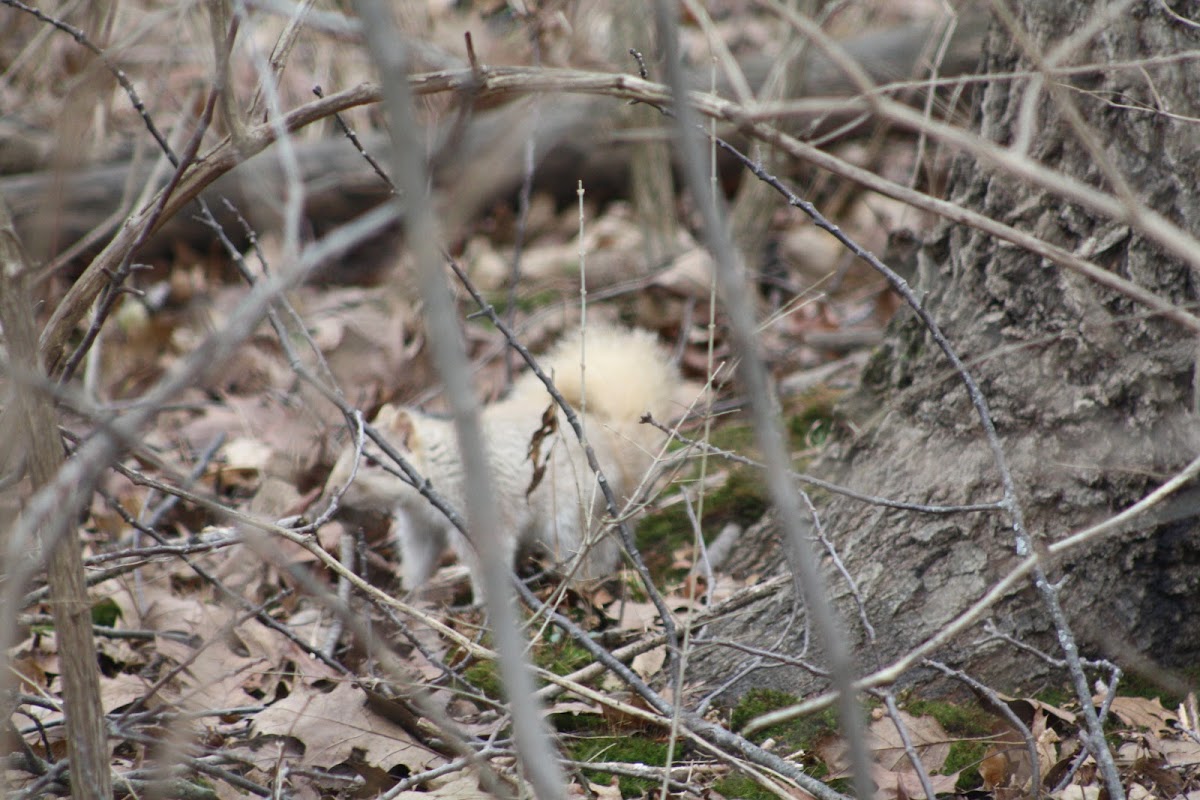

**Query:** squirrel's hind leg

left=449, top=525, right=521, bottom=603
left=394, top=511, right=447, bottom=591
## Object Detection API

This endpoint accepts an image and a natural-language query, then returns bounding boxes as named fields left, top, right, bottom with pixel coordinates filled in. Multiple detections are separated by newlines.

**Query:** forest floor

left=4, top=1, right=1200, bottom=798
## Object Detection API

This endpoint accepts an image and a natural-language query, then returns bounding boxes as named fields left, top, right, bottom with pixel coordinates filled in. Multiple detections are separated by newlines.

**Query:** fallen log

left=3, top=14, right=986, bottom=271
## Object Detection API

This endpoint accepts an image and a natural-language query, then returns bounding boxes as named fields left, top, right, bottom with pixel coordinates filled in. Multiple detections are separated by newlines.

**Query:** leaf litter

left=5, top=0, right=1199, bottom=798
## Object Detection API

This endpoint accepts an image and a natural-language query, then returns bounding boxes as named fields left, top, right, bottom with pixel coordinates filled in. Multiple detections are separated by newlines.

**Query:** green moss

left=725, top=690, right=892, bottom=794
left=460, top=634, right=595, bottom=703
left=551, top=707, right=608, bottom=735
left=635, top=468, right=770, bottom=580
left=729, top=688, right=796, bottom=731
left=945, top=741, right=987, bottom=790
left=570, top=735, right=669, bottom=795
left=534, top=635, right=594, bottom=678
left=706, top=422, right=758, bottom=454
left=517, top=289, right=563, bottom=313
left=786, top=386, right=843, bottom=451
left=478, top=288, right=563, bottom=320
left=707, top=386, right=842, bottom=456
left=903, top=699, right=992, bottom=736
left=1117, top=672, right=1165, bottom=701
left=1034, top=686, right=1076, bottom=708
left=709, top=470, right=771, bottom=524
left=91, top=597, right=121, bottom=628
left=711, top=773, right=778, bottom=800
left=632, top=500, right=690, bottom=573
left=461, top=660, right=503, bottom=701
left=730, top=689, right=838, bottom=753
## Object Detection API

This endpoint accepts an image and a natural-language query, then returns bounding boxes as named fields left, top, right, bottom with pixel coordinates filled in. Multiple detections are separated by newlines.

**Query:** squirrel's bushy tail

left=510, top=325, right=679, bottom=429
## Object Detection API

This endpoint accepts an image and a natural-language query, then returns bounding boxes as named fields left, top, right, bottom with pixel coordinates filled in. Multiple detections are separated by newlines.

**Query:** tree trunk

left=699, top=0, right=1200, bottom=698
left=0, top=199, right=112, bottom=797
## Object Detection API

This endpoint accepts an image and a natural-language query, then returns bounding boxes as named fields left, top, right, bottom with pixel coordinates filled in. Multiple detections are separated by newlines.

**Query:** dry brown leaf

left=996, top=692, right=1078, bottom=726
left=650, top=247, right=716, bottom=301
left=819, top=710, right=954, bottom=797
left=1108, top=696, right=1179, bottom=736
left=549, top=700, right=603, bottom=717
left=631, top=645, right=667, bottom=681
left=1033, top=709, right=1061, bottom=777
left=984, top=708, right=1078, bottom=795
left=875, top=711, right=952, bottom=773
left=1179, top=691, right=1199, bottom=734
left=99, top=671, right=155, bottom=714
left=824, top=711, right=951, bottom=773
left=572, top=780, right=623, bottom=799
left=613, top=600, right=662, bottom=632
left=1154, top=736, right=1200, bottom=767
left=979, top=743, right=1012, bottom=790
left=302, top=286, right=423, bottom=401
left=1119, top=744, right=1186, bottom=798
left=7, top=650, right=52, bottom=696
left=250, top=680, right=439, bottom=776
left=518, top=241, right=581, bottom=287
left=390, top=771, right=490, bottom=799
left=160, top=638, right=270, bottom=716
left=871, top=762, right=960, bottom=800
left=1126, top=782, right=1153, bottom=800
left=462, top=235, right=512, bottom=291
left=248, top=475, right=308, bottom=521
left=109, top=581, right=295, bottom=717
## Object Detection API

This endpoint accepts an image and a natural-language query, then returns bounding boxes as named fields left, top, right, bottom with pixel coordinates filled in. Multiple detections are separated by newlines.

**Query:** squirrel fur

left=325, top=325, right=681, bottom=596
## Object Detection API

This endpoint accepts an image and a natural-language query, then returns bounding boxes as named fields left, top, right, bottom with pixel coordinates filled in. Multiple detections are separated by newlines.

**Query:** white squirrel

left=325, top=325, right=682, bottom=596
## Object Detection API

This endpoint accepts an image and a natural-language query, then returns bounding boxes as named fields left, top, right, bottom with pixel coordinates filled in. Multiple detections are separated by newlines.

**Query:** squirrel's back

left=508, top=325, right=679, bottom=428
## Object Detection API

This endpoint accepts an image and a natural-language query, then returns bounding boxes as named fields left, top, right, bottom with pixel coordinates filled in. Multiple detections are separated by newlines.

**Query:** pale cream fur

left=325, top=325, right=680, bottom=596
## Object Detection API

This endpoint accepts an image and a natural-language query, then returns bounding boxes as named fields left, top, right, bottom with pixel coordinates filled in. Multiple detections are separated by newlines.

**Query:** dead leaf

left=548, top=700, right=603, bottom=717
left=872, top=763, right=960, bottom=800
left=1127, top=782, right=1154, bottom=800
left=222, top=436, right=273, bottom=472
left=1155, top=736, right=1200, bottom=767
left=982, top=709, right=1066, bottom=793
left=99, top=671, right=155, bottom=714
left=1108, top=696, right=1179, bottom=736
left=1179, top=691, right=1199, bottom=734
left=250, top=680, right=438, bottom=776
left=613, top=600, right=662, bottom=632
left=631, top=645, right=667, bottom=681
left=7, top=651, right=51, bottom=697
left=576, top=780, right=623, bottom=799
left=598, top=692, right=661, bottom=734
left=108, top=581, right=297, bottom=719
left=980, top=744, right=1012, bottom=790
left=462, top=235, right=511, bottom=291
left=1123, top=750, right=1185, bottom=797
left=525, top=403, right=557, bottom=497
left=1033, top=709, right=1061, bottom=779
left=822, top=712, right=951, bottom=775
left=391, top=771, right=491, bottom=798
left=996, top=692, right=1077, bottom=727
left=819, top=711, right=956, bottom=798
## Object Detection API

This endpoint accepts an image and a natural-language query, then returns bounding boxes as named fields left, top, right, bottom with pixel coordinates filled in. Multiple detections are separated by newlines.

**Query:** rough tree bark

left=0, top=199, right=112, bottom=797
left=699, top=0, right=1200, bottom=697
